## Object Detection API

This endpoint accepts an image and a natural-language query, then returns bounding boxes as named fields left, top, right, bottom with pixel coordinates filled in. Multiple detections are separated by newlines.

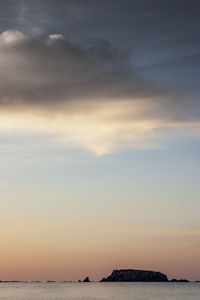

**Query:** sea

left=0, top=282, right=200, bottom=300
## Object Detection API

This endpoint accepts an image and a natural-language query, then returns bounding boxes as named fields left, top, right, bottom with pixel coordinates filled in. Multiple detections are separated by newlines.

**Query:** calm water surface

left=0, top=282, right=199, bottom=300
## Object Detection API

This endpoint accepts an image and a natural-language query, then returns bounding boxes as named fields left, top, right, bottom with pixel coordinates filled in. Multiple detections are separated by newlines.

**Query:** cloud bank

left=0, top=30, right=199, bottom=154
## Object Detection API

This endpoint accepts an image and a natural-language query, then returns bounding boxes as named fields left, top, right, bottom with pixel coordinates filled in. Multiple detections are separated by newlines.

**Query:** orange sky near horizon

left=0, top=220, right=199, bottom=281
left=0, top=1, right=200, bottom=283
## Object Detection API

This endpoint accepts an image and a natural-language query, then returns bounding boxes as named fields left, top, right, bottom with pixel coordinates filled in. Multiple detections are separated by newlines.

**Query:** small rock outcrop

left=100, top=269, right=168, bottom=282
left=83, top=276, right=90, bottom=282
left=171, top=279, right=189, bottom=282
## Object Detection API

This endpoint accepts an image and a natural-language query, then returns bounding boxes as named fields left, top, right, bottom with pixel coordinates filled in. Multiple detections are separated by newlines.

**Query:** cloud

left=0, top=30, right=199, bottom=155
left=0, top=30, right=163, bottom=104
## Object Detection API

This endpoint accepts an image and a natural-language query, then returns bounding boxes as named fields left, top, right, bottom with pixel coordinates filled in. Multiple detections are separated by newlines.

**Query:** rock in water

left=100, top=269, right=168, bottom=282
left=83, top=277, right=90, bottom=282
left=171, top=279, right=189, bottom=282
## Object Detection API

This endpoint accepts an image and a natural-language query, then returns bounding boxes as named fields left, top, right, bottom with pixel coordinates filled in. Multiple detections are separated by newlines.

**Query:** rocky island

left=83, top=277, right=90, bottom=282
left=101, top=269, right=168, bottom=282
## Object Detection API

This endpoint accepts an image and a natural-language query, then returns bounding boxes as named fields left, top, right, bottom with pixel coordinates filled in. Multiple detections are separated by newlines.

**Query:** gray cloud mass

left=0, top=30, right=162, bottom=106
left=0, top=30, right=199, bottom=154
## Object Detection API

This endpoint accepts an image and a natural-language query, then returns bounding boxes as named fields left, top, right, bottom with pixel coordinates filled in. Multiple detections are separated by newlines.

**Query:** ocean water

left=0, top=282, right=200, bottom=300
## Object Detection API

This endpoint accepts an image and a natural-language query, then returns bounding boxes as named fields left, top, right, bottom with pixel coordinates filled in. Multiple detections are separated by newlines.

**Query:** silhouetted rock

left=171, top=279, right=190, bottom=282
left=171, top=279, right=178, bottom=282
left=101, top=269, right=168, bottom=282
left=83, top=277, right=90, bottom=282
left=179, top=279, right=189, bottom=282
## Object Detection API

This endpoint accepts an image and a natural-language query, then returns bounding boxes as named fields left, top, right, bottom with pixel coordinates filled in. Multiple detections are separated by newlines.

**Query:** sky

left=0, top=0, right=200, bottom=281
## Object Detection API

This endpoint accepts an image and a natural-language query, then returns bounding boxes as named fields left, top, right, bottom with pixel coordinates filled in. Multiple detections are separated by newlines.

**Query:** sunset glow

left=0, top=0, right=200, bottom=283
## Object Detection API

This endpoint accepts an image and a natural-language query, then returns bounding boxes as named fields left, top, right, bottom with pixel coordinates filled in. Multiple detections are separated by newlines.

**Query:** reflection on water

left=0, top=282, right=199, bottom=300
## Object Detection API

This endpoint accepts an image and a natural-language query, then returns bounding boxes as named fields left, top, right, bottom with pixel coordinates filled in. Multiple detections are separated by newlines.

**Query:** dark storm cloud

left=0, top=29, right=199, bottom=128
left=0, top=30, right=164, bottom=107
left=1, top=1, right=199, bottom=75
left=0, top=29, right=199, bottom=123
left=0, top=1, right=199, bottom=154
